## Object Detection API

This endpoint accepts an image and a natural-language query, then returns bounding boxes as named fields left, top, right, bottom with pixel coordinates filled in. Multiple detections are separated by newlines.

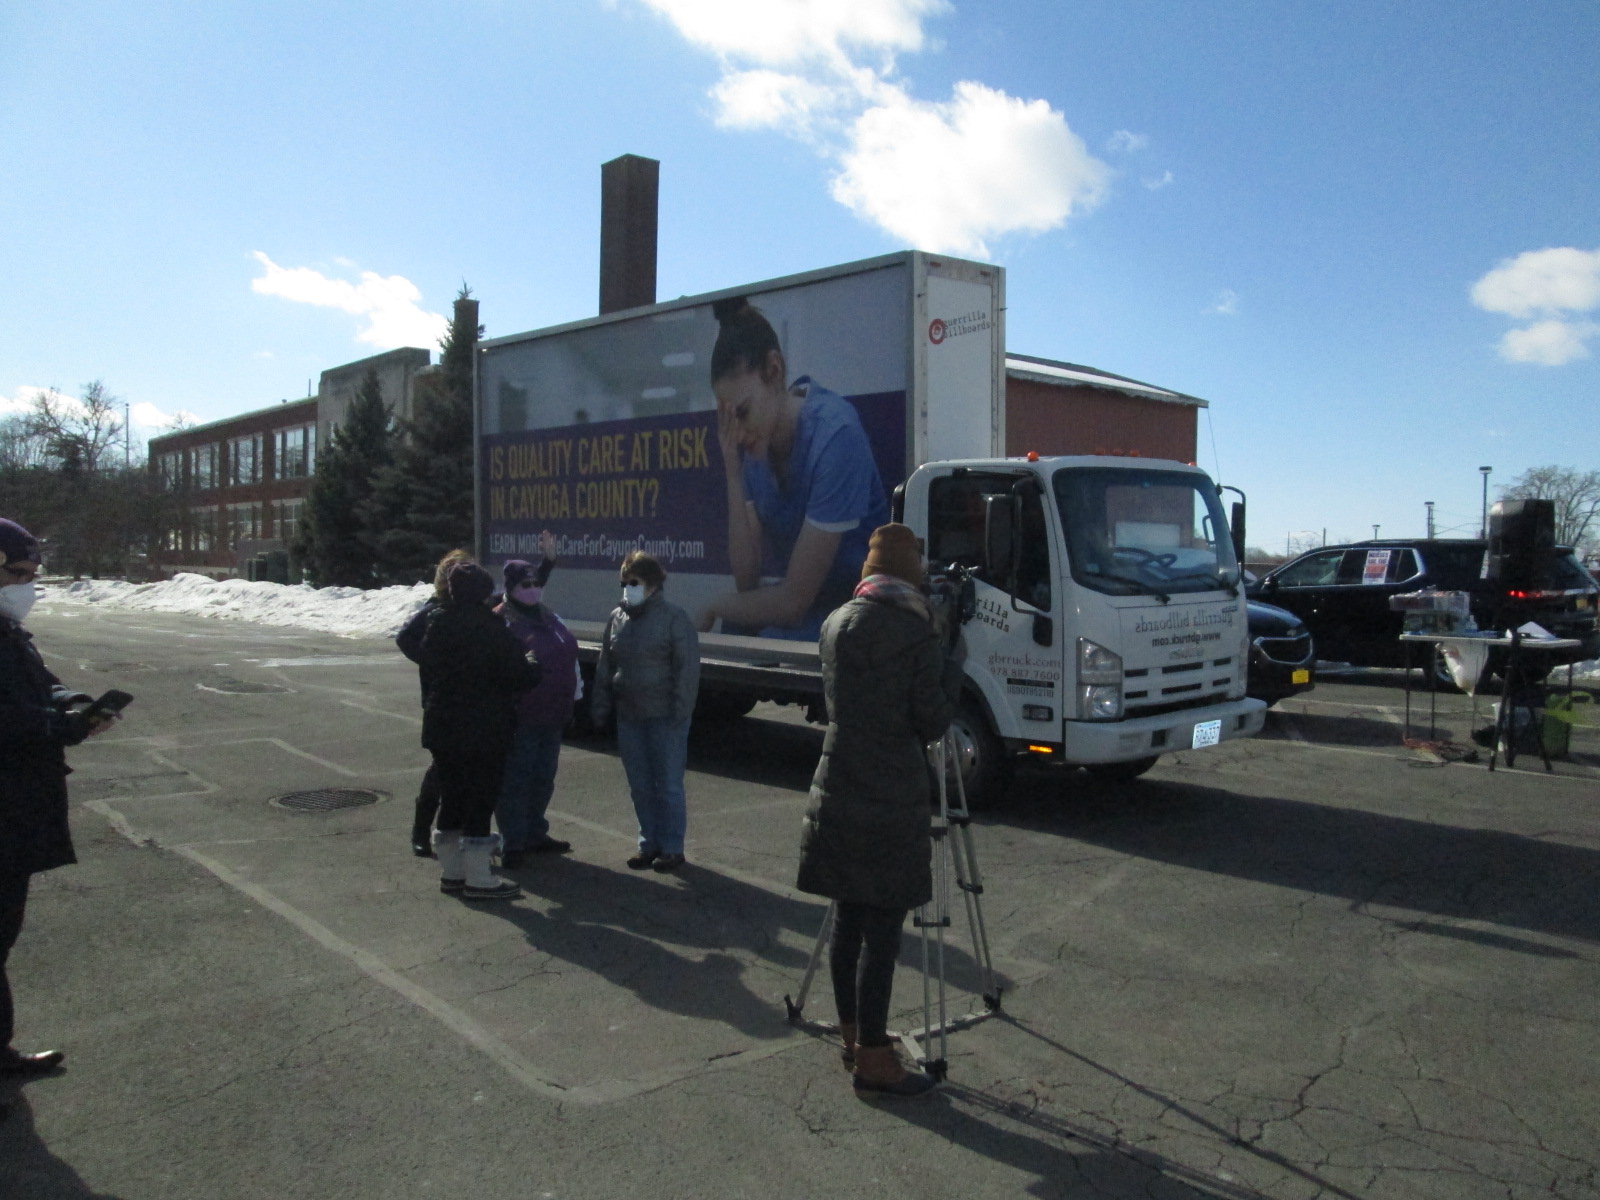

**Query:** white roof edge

left=1005, top=357, right=1208, bottom=408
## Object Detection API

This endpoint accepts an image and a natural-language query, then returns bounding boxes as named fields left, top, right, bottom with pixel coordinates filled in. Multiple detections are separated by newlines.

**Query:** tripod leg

left=785, top=900, right=835, bottom=1024
left=947, top=735, right=1002, bottom=1010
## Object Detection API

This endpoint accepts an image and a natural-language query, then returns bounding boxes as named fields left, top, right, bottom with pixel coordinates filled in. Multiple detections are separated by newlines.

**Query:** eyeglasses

left=621, top=578, right=643, bottom=587
left=0, top=563, right=38, bottom=582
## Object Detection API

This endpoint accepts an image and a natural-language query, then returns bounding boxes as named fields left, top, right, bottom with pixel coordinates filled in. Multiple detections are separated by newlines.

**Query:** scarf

left=854, top=573, right=932, bottom=623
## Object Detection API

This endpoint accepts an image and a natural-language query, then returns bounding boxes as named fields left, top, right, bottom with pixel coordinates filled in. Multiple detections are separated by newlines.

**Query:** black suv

left=1247, top=539, right=1599, bottom=681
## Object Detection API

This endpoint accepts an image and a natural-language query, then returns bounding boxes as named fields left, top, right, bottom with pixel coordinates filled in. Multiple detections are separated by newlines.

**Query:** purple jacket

left=497, top=599, right=580, bottom=728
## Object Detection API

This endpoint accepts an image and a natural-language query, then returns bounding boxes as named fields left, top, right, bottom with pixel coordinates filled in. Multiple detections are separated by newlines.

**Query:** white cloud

left=1143, top=170, right=1174, bottom=191
left=1207, top=289, right=1239, bottom=316
left=1498, top=319, right=1598, bottom=366
left=634, top=0, right=1108, bottom=254
left=1470, top=246, right=1600, bottom=366
left=831, top=81, right=1107, bottom=256
left=130, top=401, right=199, bottom=431
left=1106, top=129, right=1148, bottom=154
left=0, top=386, right=53, bottom=417
left=1471, top=246, right=1600, bottom=319
left=249, top=252, right=448, bottom=350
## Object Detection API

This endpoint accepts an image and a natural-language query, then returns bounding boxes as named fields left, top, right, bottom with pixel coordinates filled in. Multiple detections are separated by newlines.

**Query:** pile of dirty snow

left=38, top=573, right=432, bottom=640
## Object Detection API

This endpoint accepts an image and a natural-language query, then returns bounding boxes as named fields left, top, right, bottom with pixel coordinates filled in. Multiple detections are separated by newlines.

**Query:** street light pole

left=1479, top=466, right=1492, bottom=537
left=1372, top=524, right=1380, bottom=540
left=1425, top=501, right=1435, bottom=538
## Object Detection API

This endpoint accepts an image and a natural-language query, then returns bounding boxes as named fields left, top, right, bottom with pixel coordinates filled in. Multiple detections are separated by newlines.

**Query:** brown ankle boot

left=852, top=1043, right=937, bottom=1097
left=838, top=1022, right=857, bottom=1067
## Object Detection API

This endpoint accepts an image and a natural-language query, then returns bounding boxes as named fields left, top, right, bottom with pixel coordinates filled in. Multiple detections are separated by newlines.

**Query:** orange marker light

left=1026, top=451, right=1039, bottom=462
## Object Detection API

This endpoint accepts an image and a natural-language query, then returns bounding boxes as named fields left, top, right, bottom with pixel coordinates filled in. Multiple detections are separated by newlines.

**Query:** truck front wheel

left=944, top=700, right=1008, bottom=810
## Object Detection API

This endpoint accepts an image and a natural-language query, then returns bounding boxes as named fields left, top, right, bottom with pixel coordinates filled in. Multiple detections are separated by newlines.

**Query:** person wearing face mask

left=590, top=551, right=700, bottom=872
left=416, top=562, right=543, bottom=901
left=797, top=523, right=964, bottom=1097
left=0, top=518, right=120, bottom=1077
left=696, top=297, right=890, bottom=641
left=492, top=539, right=581, bottom=869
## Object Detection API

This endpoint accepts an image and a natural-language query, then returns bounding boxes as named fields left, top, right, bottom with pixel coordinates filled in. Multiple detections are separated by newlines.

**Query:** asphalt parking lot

left=4, top=605, right=1598, bottom=1199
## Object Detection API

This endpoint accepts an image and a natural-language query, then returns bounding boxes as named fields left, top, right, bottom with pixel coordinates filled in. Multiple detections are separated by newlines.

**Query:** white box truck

left=475, top=251, right=1265, bottom=801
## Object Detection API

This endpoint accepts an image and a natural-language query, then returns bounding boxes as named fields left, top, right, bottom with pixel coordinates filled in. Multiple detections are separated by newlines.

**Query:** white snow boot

left=433, top=828, right=465, bottom=895
left=462, top=835, right=521, bottom=900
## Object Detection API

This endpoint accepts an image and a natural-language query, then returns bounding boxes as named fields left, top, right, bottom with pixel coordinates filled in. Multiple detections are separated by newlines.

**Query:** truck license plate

left=1192, top=720, right=1222, bottom=749
left=1292, top=669, right=1310, bottom=684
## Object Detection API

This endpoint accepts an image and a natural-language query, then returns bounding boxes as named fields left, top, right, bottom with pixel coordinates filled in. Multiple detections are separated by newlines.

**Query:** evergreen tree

left=368, top=286, right=481, bottom=584
left=299, top=366, right=393, bottom=587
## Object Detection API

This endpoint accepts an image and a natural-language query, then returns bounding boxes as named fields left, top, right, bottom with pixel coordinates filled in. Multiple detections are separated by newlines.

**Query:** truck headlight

left=1077, top=638, right=1123, bottom=719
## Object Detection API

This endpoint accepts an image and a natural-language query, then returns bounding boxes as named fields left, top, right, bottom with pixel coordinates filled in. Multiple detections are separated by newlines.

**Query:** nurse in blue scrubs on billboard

left=696, top=298, right=890, bottom=640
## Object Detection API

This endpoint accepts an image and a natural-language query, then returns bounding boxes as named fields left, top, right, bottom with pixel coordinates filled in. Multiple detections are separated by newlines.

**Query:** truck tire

left=1084, top=755, right=1158, bottom=784
left=945, top=699, right=1008, bottom=810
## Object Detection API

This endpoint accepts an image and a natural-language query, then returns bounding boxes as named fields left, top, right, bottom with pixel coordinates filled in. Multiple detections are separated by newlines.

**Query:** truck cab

left=904, top=455, right=1267, bottom=794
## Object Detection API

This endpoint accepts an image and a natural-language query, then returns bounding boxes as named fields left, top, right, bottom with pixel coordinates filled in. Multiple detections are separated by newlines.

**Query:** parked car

left=1247, top=538, right=1600, bottom=685
left=1246, top=600, right=1317, bottom=706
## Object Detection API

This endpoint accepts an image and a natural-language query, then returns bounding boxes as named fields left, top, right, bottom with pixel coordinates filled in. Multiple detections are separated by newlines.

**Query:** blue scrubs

left=740, top=378, right=889, bottom=639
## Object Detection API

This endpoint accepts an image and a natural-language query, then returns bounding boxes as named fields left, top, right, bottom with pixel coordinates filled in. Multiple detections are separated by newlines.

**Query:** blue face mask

left=0, top=581, right=37, bottom=623
left=622, top=583, right=646, bottom=609
left=512, top=584, right=542, bottom=606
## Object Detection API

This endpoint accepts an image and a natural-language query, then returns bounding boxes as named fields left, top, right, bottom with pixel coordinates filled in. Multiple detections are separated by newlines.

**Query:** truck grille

left=1255, top=633, right=1313, bottom=666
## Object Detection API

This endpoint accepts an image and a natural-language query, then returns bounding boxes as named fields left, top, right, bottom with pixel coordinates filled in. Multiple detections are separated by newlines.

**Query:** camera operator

left=796, top=523, right=964, bottom=1097
left=0, top=518, right=120, bottom=1077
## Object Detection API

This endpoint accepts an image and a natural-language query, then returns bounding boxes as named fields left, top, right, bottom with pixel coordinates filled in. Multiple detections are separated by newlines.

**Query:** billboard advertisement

left=479, top=261, right=910, bottom=640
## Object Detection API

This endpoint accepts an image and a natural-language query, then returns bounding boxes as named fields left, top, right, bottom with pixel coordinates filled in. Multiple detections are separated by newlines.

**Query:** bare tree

left=26, top=381, right=125, bottom=475
left=1501, top=465, right=1600, bottom=554
left=0, top=415, right=50, bottom=471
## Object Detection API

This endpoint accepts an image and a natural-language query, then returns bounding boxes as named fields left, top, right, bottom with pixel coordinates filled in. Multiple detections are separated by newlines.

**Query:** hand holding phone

left=81, top=689, right=134, bottom=725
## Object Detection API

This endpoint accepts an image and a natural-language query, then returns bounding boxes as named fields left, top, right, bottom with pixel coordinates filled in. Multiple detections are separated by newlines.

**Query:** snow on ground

left=36, top=573, right=432, bottom=640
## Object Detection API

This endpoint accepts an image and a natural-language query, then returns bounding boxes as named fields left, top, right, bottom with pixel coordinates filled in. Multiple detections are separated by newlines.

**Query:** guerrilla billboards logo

left=928, top=309, right=992, bottom=345
left=1135, top=606, right=1237, bottom=653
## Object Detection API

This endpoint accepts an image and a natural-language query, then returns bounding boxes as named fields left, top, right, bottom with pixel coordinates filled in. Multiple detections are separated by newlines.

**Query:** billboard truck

left=476, top=251, right=1266, bottom=802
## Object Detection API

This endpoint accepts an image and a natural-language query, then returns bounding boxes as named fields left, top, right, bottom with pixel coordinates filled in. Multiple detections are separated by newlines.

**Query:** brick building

left=148, top=398, right=320, bottom=577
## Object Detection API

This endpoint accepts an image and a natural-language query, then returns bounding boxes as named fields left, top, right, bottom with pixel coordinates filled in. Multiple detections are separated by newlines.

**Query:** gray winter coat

left=591, top=590, right=700, bottom=727
left=796, top=593, right=963, bottom=910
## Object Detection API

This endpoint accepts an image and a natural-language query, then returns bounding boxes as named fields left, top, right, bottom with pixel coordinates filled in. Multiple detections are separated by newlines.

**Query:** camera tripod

left=784, top=726, right=1002, bottom=1081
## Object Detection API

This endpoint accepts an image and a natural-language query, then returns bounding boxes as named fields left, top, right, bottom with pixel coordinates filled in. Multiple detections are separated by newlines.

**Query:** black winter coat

left=416, top=601, right=542, bottom=756
left=0, top=617, right=92, bottom=878
left=796, top=594, right=963, bottom=910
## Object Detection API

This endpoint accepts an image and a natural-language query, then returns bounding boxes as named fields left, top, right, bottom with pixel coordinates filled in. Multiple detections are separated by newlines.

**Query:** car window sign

left=1362, top=549, right=1391, bottom=585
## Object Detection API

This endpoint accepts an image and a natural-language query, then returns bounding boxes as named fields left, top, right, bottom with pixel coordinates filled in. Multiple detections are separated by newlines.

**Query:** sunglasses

left=621, top=578, right=643, bottom=587
left=0, top=562, right=39, bottom=582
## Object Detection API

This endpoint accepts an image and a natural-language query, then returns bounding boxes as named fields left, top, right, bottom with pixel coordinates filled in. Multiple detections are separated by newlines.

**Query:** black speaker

left=1484, top=498, right=1555, bottom=590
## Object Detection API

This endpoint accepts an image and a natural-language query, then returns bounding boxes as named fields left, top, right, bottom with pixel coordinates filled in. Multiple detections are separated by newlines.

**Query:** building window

left=159, top=451, right=183, bottom=490
left=227, top=433, right=262, bottom=486
left=276, top=499, right=304, bottom=545
left=191, top=507, right=217, bottom=553
left=191, top=443, right=219, bottom=490
left=227, top=502, right=263, bottom=543
left=275, top=424, right=316, bottom=479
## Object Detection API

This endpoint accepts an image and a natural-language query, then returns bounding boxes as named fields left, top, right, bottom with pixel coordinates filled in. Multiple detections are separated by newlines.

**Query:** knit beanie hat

left=862, top=523, right=925, bottom=587
left=0, top=518, right=42, bottom=569
left=446, top=562, right=495, bottom=607
left=502, top=559, right=538, bottom=590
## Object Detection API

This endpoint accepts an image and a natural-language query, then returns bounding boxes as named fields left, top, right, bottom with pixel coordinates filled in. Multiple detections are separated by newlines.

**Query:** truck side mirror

left=982, top=494, right=1015, bottom=587
left=1230, top=500, right=1247, bottom=569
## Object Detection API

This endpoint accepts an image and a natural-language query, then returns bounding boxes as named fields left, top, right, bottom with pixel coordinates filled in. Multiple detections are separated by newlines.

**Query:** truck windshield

left=1053, top=467, right=1240, bottom=599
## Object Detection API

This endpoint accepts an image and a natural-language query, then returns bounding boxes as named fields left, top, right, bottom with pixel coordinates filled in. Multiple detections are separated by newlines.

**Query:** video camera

left=927, top=561, right=977, bottom=651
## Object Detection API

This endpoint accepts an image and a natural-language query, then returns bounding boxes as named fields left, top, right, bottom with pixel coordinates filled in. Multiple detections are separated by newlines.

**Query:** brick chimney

left=599, top=154, right=659, bottom=315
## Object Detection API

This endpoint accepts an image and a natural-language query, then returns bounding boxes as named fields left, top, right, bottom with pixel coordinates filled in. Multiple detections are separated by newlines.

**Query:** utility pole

left=1425, top=501, right=1435, bottom=538
left=123, top=402, right=131, bottom=467
left=1479, top=466, right=1492, bottom=537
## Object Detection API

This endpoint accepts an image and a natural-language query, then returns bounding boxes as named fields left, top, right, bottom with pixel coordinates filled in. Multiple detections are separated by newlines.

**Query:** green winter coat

left=796, top=593, right=964, bottom=910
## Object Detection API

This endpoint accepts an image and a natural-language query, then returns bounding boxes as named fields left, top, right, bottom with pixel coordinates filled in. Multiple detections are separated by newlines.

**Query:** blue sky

left=2, top=0, right=1596, bottom=552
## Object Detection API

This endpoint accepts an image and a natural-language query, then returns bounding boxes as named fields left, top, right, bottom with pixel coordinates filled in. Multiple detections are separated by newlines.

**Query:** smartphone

left=82, top=689, right=135, bottom=722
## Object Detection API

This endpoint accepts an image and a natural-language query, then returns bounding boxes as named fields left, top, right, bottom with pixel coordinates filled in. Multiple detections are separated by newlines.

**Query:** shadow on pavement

left=0, top=1089, right=127, bottom=1200
left=481, top=856, right=1003, bottom=1038
left=985, top=775, right=1600, bottom=945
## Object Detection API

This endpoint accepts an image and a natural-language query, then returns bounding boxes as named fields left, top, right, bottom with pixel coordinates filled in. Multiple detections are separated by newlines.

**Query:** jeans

left=830, top=902, right=907, bottom=1047
left=615, top=716, right=690, bottom=855
left=411, top=761, right=440, bottom=842
left=494, top=724, right=564, bottom=851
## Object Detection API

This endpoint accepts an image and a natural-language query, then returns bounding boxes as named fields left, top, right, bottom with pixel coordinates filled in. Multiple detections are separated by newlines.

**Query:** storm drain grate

left=271, top=788, right=387, bottom=813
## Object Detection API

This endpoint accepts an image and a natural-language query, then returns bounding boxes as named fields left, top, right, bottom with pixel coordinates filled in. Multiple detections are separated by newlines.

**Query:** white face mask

left=622, top=583, right=647, bottom=608
left=0, top=581, right=37, bottom=623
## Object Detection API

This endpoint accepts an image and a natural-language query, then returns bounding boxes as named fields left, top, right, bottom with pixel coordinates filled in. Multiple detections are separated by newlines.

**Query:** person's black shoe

left=651, top=853, right=685, bottom=873
left=530, top=837, right=571, bottom=854
left=626, top=850, right=660, bottom=870
left=411, top=839, right=434, bottom=858
left=0, top=1050, right=64, bottom=1076
left=498, top=849, right=529, bottom=870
